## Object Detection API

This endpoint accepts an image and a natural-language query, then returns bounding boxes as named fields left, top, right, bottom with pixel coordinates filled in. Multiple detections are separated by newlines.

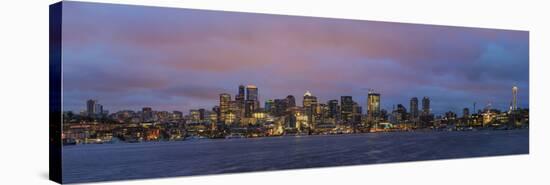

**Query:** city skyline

left=61, top=2, right=529, bottom=115
left=51, top=2, right=531, bottom=184
left=78, top=84, right=524, bottom=118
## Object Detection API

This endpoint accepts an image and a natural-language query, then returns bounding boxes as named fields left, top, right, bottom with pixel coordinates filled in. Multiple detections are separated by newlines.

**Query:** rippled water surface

left=62, top=129, right=529, bottom=183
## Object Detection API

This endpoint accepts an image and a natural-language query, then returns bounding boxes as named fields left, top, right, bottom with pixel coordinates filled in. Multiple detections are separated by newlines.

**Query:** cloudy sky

left=61, top=2, right=529, bottom=115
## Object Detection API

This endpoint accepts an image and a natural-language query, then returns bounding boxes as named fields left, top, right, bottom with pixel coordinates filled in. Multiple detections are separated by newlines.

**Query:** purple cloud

left=61, top=2, right=529, bottom=115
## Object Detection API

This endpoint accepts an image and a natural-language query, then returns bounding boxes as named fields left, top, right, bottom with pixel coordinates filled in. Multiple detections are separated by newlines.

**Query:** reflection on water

left=62, top=129, right=528, bottom=183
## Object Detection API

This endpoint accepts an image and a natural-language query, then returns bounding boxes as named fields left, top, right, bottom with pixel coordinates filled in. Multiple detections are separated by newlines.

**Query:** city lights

left=62, top=85, right=529, bottom=145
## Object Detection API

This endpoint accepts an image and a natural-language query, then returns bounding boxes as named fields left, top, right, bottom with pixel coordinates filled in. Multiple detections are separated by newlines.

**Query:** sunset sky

left=61, top=2, right=529, bottom=115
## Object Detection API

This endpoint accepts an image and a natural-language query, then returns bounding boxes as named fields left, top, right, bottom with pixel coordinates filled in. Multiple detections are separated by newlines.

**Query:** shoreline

left=62, top=127, right=529, bottom=146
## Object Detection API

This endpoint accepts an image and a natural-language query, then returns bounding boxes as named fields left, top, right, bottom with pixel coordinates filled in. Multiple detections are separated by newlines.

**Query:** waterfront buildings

left=219, top=93, right=231, bottom=123
left=62, top=85, right=529, bottom=144
left=340, top=96, right=354, bottom=122
left=265, top=99, right=274, bottom=113
left=246, top=85, right=259, bottom=110
left=367, top=90, right=381, bottom=122
left=86, top=99, right=105, bottom=117
left=422, top=97, right=430, bottom=115
left=328, top=99, right=340, bottom=120
left=303, top=91, right=318, bottom=126
left=410, top=97, right=419, bottom=120
left=512, top=86, right=518, bottom=111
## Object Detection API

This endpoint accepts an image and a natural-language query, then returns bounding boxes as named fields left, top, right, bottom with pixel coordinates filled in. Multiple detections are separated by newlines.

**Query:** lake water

left=62, top=129, right=529, bottom=183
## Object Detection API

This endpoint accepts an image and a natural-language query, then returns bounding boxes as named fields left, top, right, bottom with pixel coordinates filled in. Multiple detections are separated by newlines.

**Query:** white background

left=0, top=0, right=548, bottom=184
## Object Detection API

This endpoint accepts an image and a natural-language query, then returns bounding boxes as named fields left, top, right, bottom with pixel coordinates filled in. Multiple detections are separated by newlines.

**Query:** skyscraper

left=328, top=100, right=339, bottom=119
left=236, top=85, right=245, bottom=101
left=244, top=100, right=255, bottom=118
left=512, top=86, right=518, bottom=111
left=212, top=106, right=220, bottom=122
left=227, top=101, right=238, bottom=124
left=286, top=95, right=296, bottom=108
left=219, top=93, right=231, bottom=122
left=95, top=104, right=103, bottom=116
left=410, top=97, right=419, bottom=119
left=367, top=91, right=381, bottom=121
left=341, top=96, right=353, bottom=122
left=235, top=85, right=246, bottom=117
left=419, top=97, right=432, bottom=128
left=316, top=103, right=328, bottom=121
left=303, top=91, right=318, bottom=125
left=352, top=102, right=362, bottom=123
left=302, top=91, right=318, bottom=108
left=246, top=85, right=259, bottom=109
left=396, top=104, right=407, bottom=121
left=422, top=97, right=430, bottom=115
left=273, top=99, right=287, bottom=116
left=189, top=109, right=200, bottom=122
left=86, top=99, right=97, bottom=116
left=198, top=108, right=206, bottom=121
left=265, top=99, right=274, bottom=113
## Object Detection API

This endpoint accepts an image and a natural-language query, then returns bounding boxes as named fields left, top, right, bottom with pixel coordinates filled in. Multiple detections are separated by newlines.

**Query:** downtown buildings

left=86, top=99, right=107, bottom=118
left=61, top=85, right=529, bottom=144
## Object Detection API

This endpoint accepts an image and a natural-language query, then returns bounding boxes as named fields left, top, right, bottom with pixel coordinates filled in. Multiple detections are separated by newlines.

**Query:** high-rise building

left=303, top=91, right=318, bottom=107
left=396, top=104, right=407, bottom=121
left=328, top=100, right=339, bottom=119
left=303, top=91, right=318, bottom=125
left=341, top=96, right=353, bottom=122
left=410, top=97, right=419, bottom=119
left=236, top=85, right=245, bottom=101
left=286, top=95, right=296, bottom=108
left=246, top=85, right=259, bottom=109
left=352, top=102, right=362, bottom=123
left=244, top=100, right=255, bottom=118
left=86, top=99, right=97, bottom=116
left=419, top=97, right=432, bottom=128
left=512, top=86, right=518, bottom=111
left=208, top=110, right=218, bottom=123
left=225, top=100, right=238, bottom=125
left=95, top=104, right=103, bottom=116
left=473, top=102, right=477, bottom=114
left=219, top=93, right=231, bottom=122
left=189, top=109, right=200, bottom=122
left=198, top=108, right=206, bottom=121
left=367, top=91, right=381, bottom=121
left=422, top=97, right=430, bottom=115
left=229, top=100, right=240, bottom=121
left=236, top=85, right=246, bottom=117
left=212, top=106, right=220, bottom=122
left=265, top=99, right=274, bottom=113
left=273, top=99, right=287, bottom=116
left=316, top=103, right=328, bottom=121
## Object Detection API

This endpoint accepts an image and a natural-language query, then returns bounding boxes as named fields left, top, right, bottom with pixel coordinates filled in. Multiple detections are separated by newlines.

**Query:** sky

left=61, top=1, right=529, bottom=115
